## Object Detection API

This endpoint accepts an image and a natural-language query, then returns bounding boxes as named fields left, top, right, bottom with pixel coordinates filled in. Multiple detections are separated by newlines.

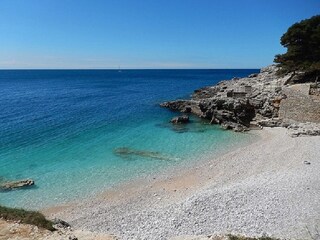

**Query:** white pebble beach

left=47, top=127, right=320, bottom=240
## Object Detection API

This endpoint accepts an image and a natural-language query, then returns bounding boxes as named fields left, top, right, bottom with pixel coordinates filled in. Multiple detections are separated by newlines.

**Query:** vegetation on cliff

left=274, top=15, right=320, bottom=79
left=0, top=205, right=55, bottom=231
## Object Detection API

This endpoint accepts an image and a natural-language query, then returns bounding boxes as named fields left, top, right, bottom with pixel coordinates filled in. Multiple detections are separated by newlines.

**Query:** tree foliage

left=274, top=15, right=320, bottom=77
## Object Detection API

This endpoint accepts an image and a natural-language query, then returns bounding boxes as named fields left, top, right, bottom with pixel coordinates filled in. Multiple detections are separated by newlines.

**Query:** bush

left=0, top=205, right=55, bottom=231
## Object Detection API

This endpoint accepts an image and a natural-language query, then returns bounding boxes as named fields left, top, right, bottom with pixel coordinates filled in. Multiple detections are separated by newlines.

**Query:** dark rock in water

left=0, top=179, right=35, bottom=190
left=170, top=115, right=189, bottom=124
left=114, top=147, right=176, bottom=161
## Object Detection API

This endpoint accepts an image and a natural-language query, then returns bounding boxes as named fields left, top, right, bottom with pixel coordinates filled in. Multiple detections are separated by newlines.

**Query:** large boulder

left=170, top=115, right=190, bottom=124
left=52, top=218, right=71, bottom=229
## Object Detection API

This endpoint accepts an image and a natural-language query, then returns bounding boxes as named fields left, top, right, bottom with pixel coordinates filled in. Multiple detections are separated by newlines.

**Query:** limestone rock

left=257, top=118, right=282, bottom=128
left=52, top=218, right=71, bottom=229
left=68, top=235, right=78, bottom=240
left=160, top=64, right=317, bottom=133
left=170, top=115, right=190, bottom=124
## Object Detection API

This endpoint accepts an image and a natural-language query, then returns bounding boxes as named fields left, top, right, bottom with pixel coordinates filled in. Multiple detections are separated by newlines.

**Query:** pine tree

left=274, top=15, right=320, bottom=79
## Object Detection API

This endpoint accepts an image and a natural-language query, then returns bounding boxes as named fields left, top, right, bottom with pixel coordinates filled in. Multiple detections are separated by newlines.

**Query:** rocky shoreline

left=161, top=65, right=320, bottom=136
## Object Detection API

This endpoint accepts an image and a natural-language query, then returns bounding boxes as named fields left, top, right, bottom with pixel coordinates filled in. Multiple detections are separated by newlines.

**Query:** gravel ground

left=51, top=128, right=320, bottom=240
left=0, top=219, right=117, bottom=240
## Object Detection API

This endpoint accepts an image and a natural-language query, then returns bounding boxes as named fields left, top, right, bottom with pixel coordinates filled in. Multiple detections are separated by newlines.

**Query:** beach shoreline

left=44, top=127, right=320, bottom=240
left=42, top=129, right=260, bottom=216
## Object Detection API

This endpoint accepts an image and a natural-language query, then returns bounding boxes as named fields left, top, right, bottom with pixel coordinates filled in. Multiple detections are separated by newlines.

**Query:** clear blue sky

left=0, top=0, right=319, bottom=69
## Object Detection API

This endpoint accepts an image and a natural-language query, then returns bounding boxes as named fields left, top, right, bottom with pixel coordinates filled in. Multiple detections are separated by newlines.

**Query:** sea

left=0, top=69, right=258, bottom=209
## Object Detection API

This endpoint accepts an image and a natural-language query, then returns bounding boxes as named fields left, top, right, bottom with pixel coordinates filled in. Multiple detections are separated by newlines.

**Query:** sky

left=0, top=0, right=319, bottom=69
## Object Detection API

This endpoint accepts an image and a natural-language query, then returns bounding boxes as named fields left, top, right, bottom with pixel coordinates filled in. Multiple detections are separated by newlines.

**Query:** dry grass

left=0, top=205, right=55, bottom=231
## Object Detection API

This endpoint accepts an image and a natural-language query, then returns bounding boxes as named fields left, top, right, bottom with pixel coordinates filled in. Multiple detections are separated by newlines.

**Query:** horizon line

left=0, top=68, right=261, bottom=71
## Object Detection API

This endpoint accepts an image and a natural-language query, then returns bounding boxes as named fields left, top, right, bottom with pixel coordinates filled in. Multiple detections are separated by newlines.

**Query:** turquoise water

left=0, top=69, right=258, bottom=209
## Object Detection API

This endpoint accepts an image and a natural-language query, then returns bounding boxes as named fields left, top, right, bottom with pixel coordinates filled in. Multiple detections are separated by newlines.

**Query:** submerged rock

left=114, top=147, right=176, bottom=161
left=171, top=124, right=189, bottom=133
left=170, top=115, right=189, bottom=124
left=0, top=179, right=35, bottom=190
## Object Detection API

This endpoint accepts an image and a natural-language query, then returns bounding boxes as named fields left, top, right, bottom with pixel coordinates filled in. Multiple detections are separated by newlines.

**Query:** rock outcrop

left=160, top=65, right=320, bottom=136
left=161, top=65, right=292, bottom=132
left=170, top=115, right=190, bottom=124
left=0, top=179, right=35, bottom=190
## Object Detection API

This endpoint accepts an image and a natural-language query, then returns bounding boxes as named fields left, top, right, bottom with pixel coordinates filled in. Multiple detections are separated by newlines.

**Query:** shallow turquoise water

left=0, top=69, right=258, bottom=209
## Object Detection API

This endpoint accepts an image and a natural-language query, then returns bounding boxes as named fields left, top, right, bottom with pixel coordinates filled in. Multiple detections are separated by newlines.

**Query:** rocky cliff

left=161, top=65, right=320, bottom=134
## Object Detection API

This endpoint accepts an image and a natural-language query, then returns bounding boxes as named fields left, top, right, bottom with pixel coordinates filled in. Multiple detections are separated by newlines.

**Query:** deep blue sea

left=0, top=69, right=258, bottom=209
